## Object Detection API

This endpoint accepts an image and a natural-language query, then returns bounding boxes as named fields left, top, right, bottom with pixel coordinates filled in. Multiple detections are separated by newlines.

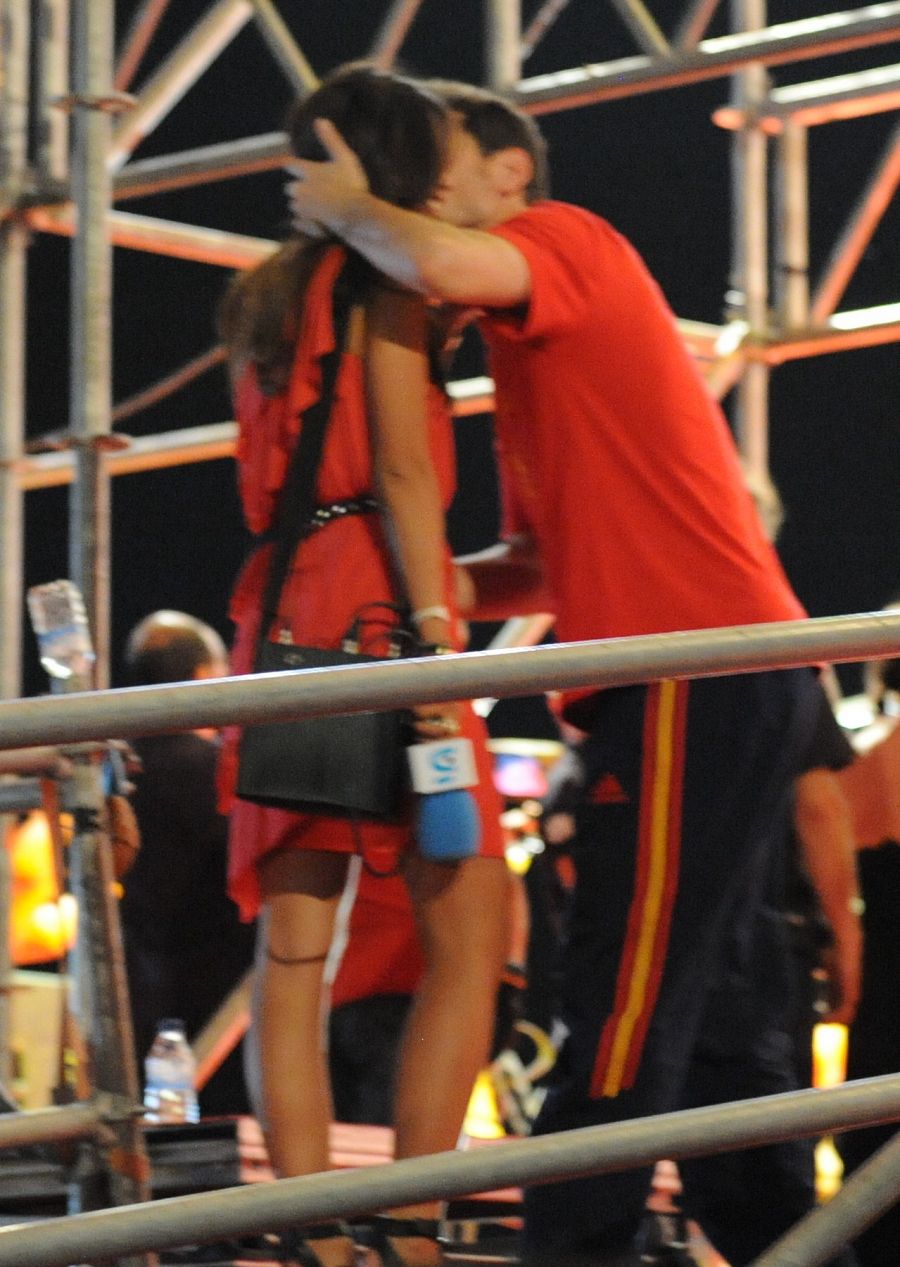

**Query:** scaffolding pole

left=516, top=4, right=900, bottom=113
left=775, top=119, right=810, bottom=333
left=69, top=0, right=117, bottom=689
left=0, top=0, right=33, bottom=1093
left=370, top=0, right=426, bottom=69
left=486, top=0, right=522, bottom=93
left=0, top=0, right=30, bottom=701
left=108, top=0, right=254, bottom=172
left=755, top=1129, right=900, bottom=1266
left=811, top=117, right=900, bottom=323
left=730, top=0, right=772, bottom=491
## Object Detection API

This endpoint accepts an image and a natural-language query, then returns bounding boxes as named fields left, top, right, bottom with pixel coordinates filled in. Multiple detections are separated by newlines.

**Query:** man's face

left=427, top=117, right=505, bottom=228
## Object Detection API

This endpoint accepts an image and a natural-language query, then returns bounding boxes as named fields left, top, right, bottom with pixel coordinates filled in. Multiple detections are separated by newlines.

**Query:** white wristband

left=412, top=605, right=452, bottom=628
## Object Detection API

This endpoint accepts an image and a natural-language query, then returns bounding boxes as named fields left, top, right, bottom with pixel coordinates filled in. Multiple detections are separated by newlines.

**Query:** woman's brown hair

left=219, top=64, right=447, bottom=395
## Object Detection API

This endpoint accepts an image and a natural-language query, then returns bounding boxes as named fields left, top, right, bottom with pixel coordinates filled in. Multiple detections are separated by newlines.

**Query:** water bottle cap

left=156, top=1018, right=186, bottom=1035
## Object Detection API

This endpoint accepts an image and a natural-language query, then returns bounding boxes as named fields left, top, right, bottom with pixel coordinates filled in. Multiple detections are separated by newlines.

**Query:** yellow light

left=462, top=1070, right=506, bottom=1140
left=815, top=1137, right=845, bottom=1203
left=812, top=1023, right=848, bottom=1089
left=812, top=1024, right=849, bottom=1204
left=504, top=842, right=533, bottom=875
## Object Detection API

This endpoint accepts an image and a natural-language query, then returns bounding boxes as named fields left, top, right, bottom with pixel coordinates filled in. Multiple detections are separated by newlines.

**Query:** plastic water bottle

left=408, top=738, right=481, bottom=862
left=143, top=1019, right=199, bottom=1124
left=26, top=580, right=96, bottom=688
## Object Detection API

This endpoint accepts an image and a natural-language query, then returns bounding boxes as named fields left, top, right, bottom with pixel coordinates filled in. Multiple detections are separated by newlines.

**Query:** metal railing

left=3, top=610, right=900, bottom=751
left=1, top=611, right=899, bottom=1265
left=0, top=1077, right=896, bottom=1266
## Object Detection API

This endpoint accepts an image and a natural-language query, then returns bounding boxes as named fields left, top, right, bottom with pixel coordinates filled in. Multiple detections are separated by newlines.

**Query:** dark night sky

left=21, top=1, right=900, bottom=713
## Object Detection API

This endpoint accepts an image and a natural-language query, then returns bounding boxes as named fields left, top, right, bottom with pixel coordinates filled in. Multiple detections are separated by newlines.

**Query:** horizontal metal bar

left=516, top=4, right=900, bottom=113
left=762, top=308, right=900, bottom=364
left=714, top=61, right=900, bottom=131
left=0, top=778, right=56, bottom=813
left=2, top=612, right=900, bottom=751
left=0, top=1100, right=106, bottom=1150
left=113, top=131, right=288, bottom=199
left=19, top=422, right=238, bottom=490
left=0, top=745, right=72, bottom=777
left=0, top=1077, right=897, bottom=1267
left=24, top=205, right=276, bottom=269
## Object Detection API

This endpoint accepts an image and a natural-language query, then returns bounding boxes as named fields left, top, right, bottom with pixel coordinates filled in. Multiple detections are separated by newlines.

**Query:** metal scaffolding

left=0, top=0, right=898, bottom=694
left=0, top=618, right=898, bottom=1264
left=1, top=2, right=898, bottom=1262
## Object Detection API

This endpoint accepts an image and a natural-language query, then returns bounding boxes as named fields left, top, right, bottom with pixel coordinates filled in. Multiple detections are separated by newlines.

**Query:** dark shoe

left=365, top=1216, right=445, bottom=1266
left=276, top=1222, right=356, bottom=1267
left=636, top=1212, right=696, bottom=1264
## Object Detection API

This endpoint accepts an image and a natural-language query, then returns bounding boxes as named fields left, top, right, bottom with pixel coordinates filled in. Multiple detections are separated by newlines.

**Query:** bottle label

left=408, top=738, right=478, bottom=794
left=144, top=1058, right=193, bottom=1091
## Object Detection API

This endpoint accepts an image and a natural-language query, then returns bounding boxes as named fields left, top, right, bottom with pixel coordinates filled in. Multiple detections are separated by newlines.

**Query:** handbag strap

left=257, top=263, right=355, bottom=640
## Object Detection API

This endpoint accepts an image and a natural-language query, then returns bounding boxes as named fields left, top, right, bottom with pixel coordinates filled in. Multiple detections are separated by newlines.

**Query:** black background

left=21, top=1, right=900, bottom=721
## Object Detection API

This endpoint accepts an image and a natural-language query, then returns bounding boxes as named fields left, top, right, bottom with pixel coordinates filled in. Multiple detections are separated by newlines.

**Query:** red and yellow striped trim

left=589, top=678, right=688, bottom=1099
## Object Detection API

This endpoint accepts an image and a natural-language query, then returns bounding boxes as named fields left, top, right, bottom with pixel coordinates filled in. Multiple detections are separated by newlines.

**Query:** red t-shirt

left=482, top=202, right=805, bottom=645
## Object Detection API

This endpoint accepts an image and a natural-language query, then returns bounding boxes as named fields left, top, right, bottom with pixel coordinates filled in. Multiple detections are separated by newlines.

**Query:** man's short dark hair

left=427, top=80, right=549, bottom=203
left=124, top=611, right=226, bottom=686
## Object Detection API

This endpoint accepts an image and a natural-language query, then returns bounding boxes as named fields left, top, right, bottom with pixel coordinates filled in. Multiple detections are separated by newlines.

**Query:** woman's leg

left=245, top=847, right=349, bottom=1177
left=385, top=852, right=509, bottom=1260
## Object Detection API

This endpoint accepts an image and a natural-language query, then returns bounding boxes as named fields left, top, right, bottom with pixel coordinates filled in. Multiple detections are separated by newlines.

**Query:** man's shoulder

left=490, top=201, right=626, bottom=272
left=494, top=199, right=610, bottom=235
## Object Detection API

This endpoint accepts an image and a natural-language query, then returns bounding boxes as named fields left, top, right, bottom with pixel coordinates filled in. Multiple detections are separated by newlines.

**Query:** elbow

left=414, top=242, right=474, bottom=304
left=376, top=457, right=438, bottom=499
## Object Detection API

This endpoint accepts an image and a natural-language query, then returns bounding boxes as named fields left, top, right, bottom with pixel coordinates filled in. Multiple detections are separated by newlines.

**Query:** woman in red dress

left=218, top=66, right=508, bottom=1267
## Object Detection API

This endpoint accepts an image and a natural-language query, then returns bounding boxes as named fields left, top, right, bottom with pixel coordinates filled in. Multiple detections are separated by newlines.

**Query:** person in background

left=121, top=609, right=255, bottom=1117
left=287, top=81, right=850, bottom=1265
left=218, top=65, right=508, bottom=1267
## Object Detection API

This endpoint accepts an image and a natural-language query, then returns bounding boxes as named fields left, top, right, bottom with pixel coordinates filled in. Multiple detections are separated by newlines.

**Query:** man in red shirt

left=289, top=85, right=837, bottom=1266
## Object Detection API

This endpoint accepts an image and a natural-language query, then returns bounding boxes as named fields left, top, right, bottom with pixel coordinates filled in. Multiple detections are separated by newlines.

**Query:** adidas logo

left=589, top=772, right=630, bottom=804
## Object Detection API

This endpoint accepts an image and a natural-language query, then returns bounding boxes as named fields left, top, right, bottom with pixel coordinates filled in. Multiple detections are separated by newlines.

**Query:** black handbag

left=235, top=271, right=409, bottom=820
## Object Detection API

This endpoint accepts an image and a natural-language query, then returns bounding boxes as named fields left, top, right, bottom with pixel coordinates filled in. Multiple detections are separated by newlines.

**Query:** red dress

left=219, top=248, right=504, bottom=921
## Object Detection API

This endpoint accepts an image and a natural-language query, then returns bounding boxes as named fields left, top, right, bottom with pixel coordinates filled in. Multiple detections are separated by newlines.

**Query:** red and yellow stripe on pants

left=589, top=679, right=688, bottom=1099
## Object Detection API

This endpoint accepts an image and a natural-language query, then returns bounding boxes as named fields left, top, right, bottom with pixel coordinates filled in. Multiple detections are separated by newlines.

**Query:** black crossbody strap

left=257, top=266, right=355, bottom=639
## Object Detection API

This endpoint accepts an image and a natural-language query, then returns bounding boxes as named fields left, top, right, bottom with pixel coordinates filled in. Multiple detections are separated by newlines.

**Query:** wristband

left=848, top=895, right=866, bottom=917
left=412, top=605, right=452, bottom=628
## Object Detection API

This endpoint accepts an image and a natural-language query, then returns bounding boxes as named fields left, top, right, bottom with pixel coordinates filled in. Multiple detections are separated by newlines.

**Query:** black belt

left=257, top=495, right=379, bottom=548
left=304, top=494, right=379, bottom=532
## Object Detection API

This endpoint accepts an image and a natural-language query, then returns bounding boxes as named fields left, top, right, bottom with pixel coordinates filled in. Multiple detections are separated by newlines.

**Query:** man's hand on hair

left=285, top=118, right=370, bottom=234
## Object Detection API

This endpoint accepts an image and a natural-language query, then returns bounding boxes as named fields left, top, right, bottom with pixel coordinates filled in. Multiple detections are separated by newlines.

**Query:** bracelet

left=416, top=643, right=455, bottom=657
left=848, top=895, right=866, bottom=917
left=412, top=605, right=452, bottom=628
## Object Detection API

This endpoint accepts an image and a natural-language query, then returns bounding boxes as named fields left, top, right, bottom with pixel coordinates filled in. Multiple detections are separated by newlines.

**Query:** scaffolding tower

left=0, top=2, right=898, bottom=1254
left=1, top=0, right=899, bottom=697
